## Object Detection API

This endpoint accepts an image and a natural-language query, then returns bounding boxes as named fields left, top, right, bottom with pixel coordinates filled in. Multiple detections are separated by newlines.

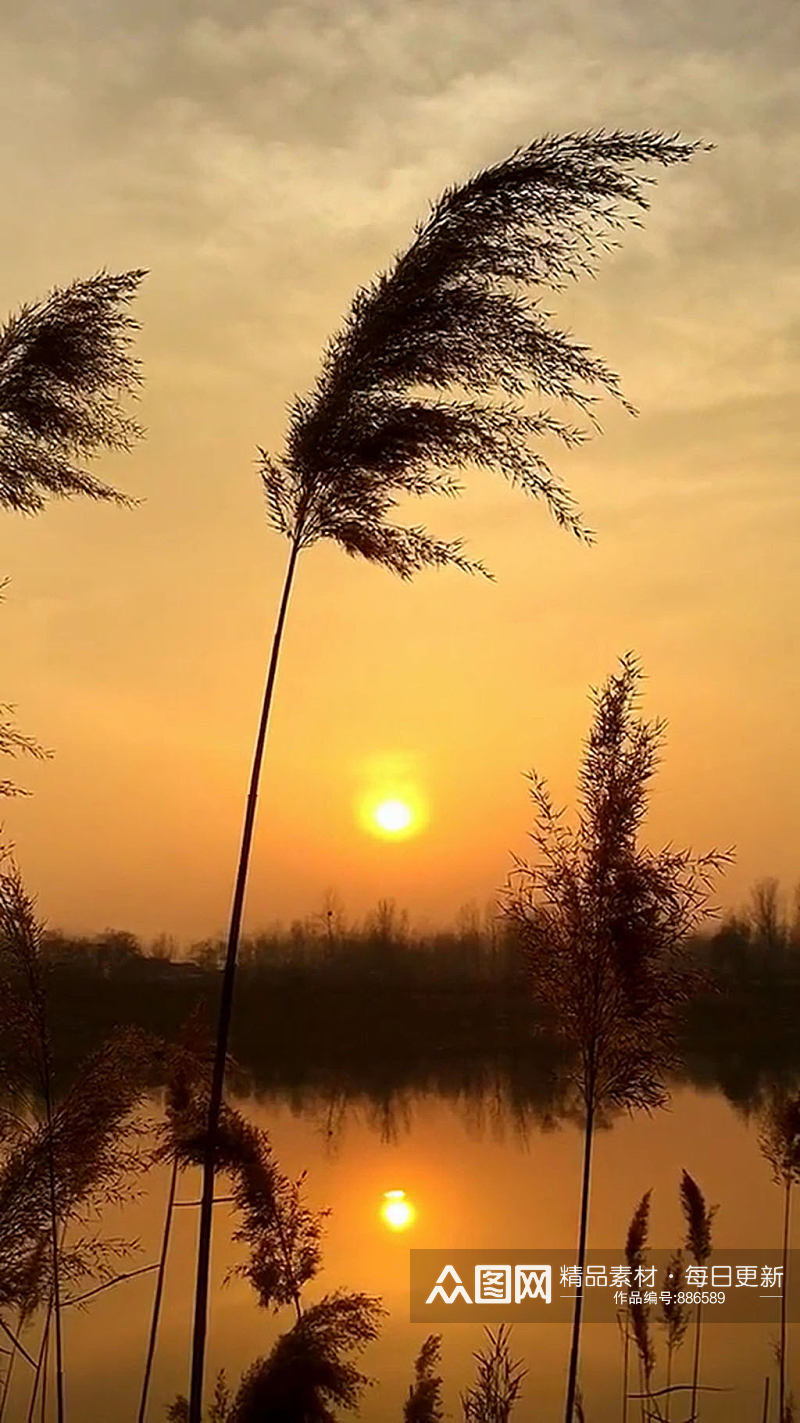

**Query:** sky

left=1, top=0, right=798, bottom=942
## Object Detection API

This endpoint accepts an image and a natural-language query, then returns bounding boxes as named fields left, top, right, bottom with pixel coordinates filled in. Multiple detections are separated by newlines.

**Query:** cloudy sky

left=2, top=0, right=798, bottom=941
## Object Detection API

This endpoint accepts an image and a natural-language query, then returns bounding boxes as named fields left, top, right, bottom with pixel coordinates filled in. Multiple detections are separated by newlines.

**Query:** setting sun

left=380, top=1189, right=415, bottom=1231
left=374, top=799, right=413, bottom=834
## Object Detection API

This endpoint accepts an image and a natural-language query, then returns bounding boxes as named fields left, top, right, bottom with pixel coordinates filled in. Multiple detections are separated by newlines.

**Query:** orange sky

left=2, top=0, right=798, bottom=941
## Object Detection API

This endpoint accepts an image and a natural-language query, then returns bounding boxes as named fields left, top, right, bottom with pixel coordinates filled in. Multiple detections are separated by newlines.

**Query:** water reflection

left=2, top=1074, right=798, bottom=1421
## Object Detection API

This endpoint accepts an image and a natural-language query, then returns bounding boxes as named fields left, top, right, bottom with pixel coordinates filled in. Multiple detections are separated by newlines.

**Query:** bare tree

left=502, top=655, right=728, bottom=1422
left=750, top=879, right=786, bottom=959
left=189, top=129, right=708, bottom=1423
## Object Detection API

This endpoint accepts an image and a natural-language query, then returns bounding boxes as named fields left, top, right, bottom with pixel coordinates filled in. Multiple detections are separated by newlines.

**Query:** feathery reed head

left=0, top=269, right=146, bottom=514
left=228, top=1291, right=384, bottom=1422
left=262, top=132, right=707, bottom=578
left=625, top=1189, right=652, bottom=1272
left=758, top=1089, right=800, bottom=1188
left=624, top=1190, right=655, bottom=1383
left=404, top=1335, right=444, bottom=1423
left=502, top=655, right=729, bottom=1117
left=679, top=1170, right=715, bottom=1264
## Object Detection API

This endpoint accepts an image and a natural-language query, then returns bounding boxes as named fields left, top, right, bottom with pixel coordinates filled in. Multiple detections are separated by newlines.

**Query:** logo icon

left=426, top=1266, right=473, bottom=1305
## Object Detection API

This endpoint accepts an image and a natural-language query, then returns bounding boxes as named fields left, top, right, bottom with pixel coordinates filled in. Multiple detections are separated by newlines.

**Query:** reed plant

left=0, top=857, right=152, bottom=1422
left=170, top=1106, right=382, bottom=1423
left=404, top=1335, right=445, bottom=1423
left=624, top=1191, right=654, bottom=1423
left=461, top=1325, right=525, bottom=1423
left=679, top=1171, right=715, bottom=1423
left=758, top=1089, right=800, bottom=1422
left=503, top=655, right=728, bottom=1423
left=191, top=128, right=708, bottom=1422
left=0, top=270, right=145, bottom=514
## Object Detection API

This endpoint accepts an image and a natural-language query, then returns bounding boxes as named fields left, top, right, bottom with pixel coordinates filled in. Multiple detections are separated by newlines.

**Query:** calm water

left=5, top=1084, right=792, bottom=1421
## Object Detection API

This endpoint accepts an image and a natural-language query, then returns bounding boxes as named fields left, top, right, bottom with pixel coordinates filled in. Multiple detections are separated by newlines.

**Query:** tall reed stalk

left=679, top=1172, right=715, bottom=1423
left=758, top=1090, right=800, bottom=1423
left=136, top=1155, right=179, bottom=1423
left=503, top=658, right=726, bottom=1423
left=188, top=131, right=710, bottom=1422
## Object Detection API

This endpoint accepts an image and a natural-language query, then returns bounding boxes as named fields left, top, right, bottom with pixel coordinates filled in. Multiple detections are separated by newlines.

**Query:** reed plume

left=503, top=656, right=727, bottom=1423
left=168, top=1101, right=381, bottom=1423
left=625, top=1192, right=654, bottom=1423
left=461, top=1325, right=525, bottom=1422
left=679, top=1172, right=715, bottom=1423
left=758, top=1089, right=800, bottom=1423
left=228, top=1292, right=383, bottom=1423
left=190, top=129, right=708, bottom=1423
left=0, top=270, right=145, bottom=514
left=404, top=1335, right=444, bottom=1423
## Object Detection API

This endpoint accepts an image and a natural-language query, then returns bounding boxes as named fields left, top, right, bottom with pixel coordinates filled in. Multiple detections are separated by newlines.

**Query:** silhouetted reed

left=503, top=655, right=728, bottom=1423
left=461, top=1325, right=525, bottom=1422
left=679, top=1171, right=715, bottom=1423
left=169, top=1106, right=382, bottom=1423
left=0, top=856, right=152, bottom=1422
left=758, top=1088, right=800, bottom=1422
left=138, top=1015, right=219, bottom=1423
left=624, top=1191, right=654, bottom=1423
left=404, top=1335, right=445, bottom=1423
left=191, top=131, right=708, bottom=1421
left=0, top=270, right=145, bottom=514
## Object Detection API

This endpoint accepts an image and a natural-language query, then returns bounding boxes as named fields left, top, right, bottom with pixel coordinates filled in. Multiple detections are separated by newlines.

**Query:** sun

left=380, top=1189, right=415, bottom=1231
left=373, top=798, right=413, bottom=835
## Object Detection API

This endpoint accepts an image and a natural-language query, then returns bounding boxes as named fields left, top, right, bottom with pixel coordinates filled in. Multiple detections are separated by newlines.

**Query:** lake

left=3, top=1079, right=793, bottom=1422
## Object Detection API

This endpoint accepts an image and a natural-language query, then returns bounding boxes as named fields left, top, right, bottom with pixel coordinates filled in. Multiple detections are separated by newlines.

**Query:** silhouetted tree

left=190, top=129, right=708, bottom=1422
left=503, top=655, right=727, bottom=1423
